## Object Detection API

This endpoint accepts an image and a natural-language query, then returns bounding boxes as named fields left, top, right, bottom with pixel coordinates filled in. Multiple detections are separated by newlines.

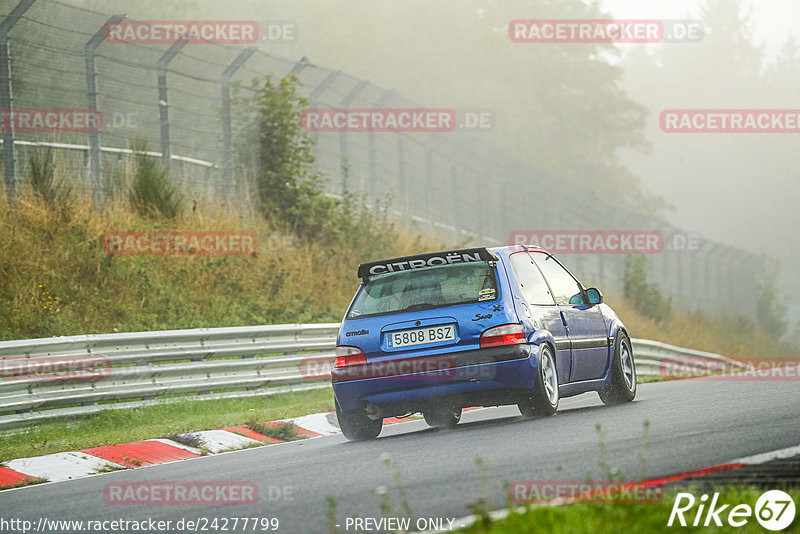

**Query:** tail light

left=480, top=324, right=526, bottom=348
left=334, top=346, right=366, bottom=367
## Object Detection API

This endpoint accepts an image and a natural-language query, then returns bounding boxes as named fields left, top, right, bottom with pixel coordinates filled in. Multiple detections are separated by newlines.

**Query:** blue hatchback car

left=332, top=246, right=635, bottom=440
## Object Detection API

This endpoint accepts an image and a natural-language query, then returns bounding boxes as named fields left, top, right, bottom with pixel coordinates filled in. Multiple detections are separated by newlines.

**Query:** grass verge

left=0, top=387, right=334, bottom=462
left=0, top=477, right=48, bottom=491
left=463, top=486, right=800, bottom=533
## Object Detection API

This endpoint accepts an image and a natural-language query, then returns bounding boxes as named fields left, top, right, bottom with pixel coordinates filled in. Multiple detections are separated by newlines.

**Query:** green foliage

left=624, top=255, right=671, bottom=323
left=247, top=421, right=301, bottom=441
left=236, top=75, right=321, bottom=235
left=0, top=477, right=48, bottom=491
left=464, top=486, right=800, bottom=534
left=129, top=142, right=181, bottom=219
left=234, top=75, right=398, bottom=260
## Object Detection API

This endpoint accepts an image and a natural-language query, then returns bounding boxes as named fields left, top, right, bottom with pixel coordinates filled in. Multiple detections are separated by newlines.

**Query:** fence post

left=694, top=237, right=711, bottom=312
left=423, top=148, right=433, bottom=220
left=422, top=135, right=445, bottom=223
left=286, top=56, right=309, bottom=76
left=85, top=14, right=126, bottom=211
left=367, top=89, right=395, bottom=199
left=473, top=147, right=499, bottom=242
left=221, top=46, right=257, bottom=187
left=157, top=40, right=186, bottom=167
left=306, top=69, right=340, bottom=177
left=0, top=0, right=36, bottom=206
left=337, top=80, right=367, bottom=193
left=450, top=139, right=476, bottom=233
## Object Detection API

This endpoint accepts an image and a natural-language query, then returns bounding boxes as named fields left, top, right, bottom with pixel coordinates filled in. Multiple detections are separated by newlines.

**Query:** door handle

left=560, top=310, right=569, bottom=333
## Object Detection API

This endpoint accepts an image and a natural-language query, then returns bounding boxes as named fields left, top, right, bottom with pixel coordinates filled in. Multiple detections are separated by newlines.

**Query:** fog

left=61, top=0, right=799, bottom=331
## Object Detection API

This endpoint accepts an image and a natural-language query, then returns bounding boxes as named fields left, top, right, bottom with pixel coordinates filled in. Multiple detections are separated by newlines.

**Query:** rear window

left=347, top=262, right=498, bottom=319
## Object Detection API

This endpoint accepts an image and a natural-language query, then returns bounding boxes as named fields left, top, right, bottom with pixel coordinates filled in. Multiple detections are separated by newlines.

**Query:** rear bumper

left=332, top=343, right=537, bottom=413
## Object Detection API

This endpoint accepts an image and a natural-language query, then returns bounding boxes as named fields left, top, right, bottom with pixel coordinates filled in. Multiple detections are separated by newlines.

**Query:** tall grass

left=605, top=296, right=798, bottom=360
left=28, top=146, right=71, bottom=220
left=0, top=178, right=435, bottom=340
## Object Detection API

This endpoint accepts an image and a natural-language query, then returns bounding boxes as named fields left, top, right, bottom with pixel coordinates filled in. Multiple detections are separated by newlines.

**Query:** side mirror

left=585, top=288, right=603, bottom=305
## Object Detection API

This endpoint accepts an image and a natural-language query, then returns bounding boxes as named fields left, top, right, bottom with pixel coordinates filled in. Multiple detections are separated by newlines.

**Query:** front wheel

left=423, top=406, right=462, bottom=428
left=336, top=400, right=382, bottom=441
left=518, top=343, right=559, bottom=418
left=598, top=332, right=636, bottom=405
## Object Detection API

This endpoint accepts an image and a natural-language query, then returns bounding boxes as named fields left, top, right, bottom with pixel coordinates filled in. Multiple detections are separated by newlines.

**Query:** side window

left=530, top=253, right=584, bottom=306
left=509, top=253, right=555, bottom=305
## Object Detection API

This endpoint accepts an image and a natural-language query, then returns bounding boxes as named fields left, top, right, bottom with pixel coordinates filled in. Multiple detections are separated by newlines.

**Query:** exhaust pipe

left=365, top=403, right=382, bottom=420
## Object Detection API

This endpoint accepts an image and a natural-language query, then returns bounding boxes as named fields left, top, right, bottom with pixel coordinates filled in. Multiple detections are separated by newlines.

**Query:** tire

left=423, top=406, right=462, bottom=428
left=598, top=331, right=636, bottom=405
left=518, top=343, right=559, bottom=418
left=336, top=399, right=382, bottom=441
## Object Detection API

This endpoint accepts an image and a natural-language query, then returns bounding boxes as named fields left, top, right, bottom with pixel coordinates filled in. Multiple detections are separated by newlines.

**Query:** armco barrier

left=631, top=339, right=747, bottom=376
left=0, top=324, right=745, bottom=431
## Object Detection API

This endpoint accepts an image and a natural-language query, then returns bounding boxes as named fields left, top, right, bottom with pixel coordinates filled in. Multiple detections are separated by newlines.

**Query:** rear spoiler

left=357, top=247, right=498, bottom=281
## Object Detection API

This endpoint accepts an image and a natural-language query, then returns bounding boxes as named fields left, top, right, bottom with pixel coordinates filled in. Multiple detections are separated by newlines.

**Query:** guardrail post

left=85, top=14, right=126, bottom=212
left=221, top=47, right=257, bottom=188
left=157, top=40, right=187, bottom=167
left=0, top=0, right=36, bottom=206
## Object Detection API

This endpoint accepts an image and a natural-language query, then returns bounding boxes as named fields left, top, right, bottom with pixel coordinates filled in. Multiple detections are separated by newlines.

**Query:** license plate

left=386, top=325, right=455, bottom=349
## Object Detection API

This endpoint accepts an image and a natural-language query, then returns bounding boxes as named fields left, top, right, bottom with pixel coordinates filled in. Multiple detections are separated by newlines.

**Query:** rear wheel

left=423, top=406, right=462, bottom=428
left=598, top=332, right=636, bottom=405
left=518, top=343, right=559, bottom=418
left=336, top=400, right=382, bottom=441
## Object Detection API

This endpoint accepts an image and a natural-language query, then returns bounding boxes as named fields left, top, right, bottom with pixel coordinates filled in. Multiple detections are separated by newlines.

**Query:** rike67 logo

left=668, top=490, right=796, bottom=531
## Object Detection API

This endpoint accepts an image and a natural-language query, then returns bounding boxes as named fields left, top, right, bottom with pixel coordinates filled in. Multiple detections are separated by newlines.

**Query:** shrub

left=235, top=76, right=398, bottom=258
left=129, top=142, right=181, bottom=219
left=624, top=255, right=671, bottom=323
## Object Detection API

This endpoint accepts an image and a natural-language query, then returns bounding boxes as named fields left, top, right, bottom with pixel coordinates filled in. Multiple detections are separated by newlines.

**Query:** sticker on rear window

left=478, top=288, right=496, bottom=301
left=357, top=248, right=496, bottom=279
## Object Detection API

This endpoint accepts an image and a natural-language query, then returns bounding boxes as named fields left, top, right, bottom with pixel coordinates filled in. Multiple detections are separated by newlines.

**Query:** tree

left=624, top=255, right=671, bottom=323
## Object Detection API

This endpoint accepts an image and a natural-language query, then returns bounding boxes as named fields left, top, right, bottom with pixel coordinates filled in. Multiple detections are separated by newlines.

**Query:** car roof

left=492, top=244, right=549, bottom=255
